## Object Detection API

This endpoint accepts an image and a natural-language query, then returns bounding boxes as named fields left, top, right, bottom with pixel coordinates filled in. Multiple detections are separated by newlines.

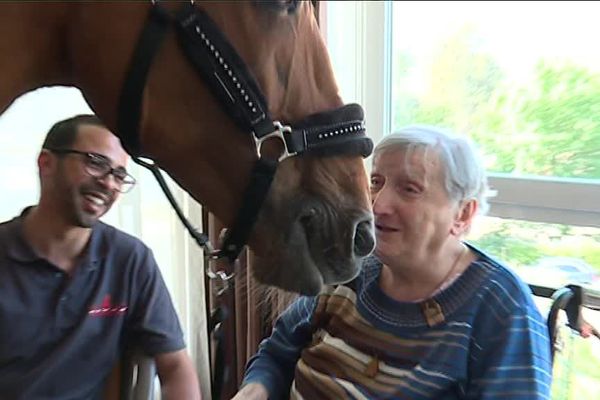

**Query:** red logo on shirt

left=88, top=295, right=128, bottom=317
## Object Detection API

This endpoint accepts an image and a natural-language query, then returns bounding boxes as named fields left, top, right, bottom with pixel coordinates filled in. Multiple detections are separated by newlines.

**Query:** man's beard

left=62, top=181, right=112, bottom=228
left=73, top=204, right=99, bottom=228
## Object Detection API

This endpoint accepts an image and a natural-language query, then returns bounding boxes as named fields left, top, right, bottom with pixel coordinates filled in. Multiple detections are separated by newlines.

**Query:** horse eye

left=255, top=0, right=299, bottom=15
left=283, top=0, right=299, bottom=13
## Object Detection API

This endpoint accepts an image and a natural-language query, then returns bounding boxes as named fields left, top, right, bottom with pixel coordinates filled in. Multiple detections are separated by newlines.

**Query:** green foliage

left=470, top=231, right=542, bottom=268
left=392, top=27, right=600, bottom=179
left=519, top=63, right=600, bottom=178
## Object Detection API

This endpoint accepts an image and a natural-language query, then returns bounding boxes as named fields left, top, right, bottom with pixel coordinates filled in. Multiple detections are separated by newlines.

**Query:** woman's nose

left=371, top=187, right=392, bottom=215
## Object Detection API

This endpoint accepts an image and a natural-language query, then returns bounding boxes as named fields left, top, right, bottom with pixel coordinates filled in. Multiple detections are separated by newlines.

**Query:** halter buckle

left=253, top=121, right=296, bottom=162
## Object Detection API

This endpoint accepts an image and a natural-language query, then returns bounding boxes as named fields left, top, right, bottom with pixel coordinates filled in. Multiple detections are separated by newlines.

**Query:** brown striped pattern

left=291, top=285, right=436, bottom=398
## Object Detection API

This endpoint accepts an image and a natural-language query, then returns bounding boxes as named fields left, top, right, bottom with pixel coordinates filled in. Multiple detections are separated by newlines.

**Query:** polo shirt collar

left=6, top=207, right=108, bottom=270
left=5, top=207, right=41, bottom=263
left=82, top=222, right=108, bottom=270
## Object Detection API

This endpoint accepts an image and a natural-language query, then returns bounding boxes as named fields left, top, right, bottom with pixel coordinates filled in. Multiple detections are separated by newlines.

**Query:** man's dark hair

left=42, top=114, right=105, bottom=150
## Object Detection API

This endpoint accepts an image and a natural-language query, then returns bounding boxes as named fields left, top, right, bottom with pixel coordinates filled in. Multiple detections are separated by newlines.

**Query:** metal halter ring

left=206, top=267, right=236, bottom=297
left=253, top=121, right=297, bottom=162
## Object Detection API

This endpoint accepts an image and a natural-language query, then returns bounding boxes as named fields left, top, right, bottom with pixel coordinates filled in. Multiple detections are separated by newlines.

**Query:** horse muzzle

left=297, top=201, right=375, bottom=284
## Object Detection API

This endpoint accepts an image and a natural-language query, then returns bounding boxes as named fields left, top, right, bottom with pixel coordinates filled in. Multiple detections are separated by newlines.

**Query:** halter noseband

left=117, top=2, right=372, bottom=266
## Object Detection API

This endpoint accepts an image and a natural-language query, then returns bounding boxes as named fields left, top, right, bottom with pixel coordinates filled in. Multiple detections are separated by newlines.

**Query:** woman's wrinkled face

left=370, top=147, right=459, bottom=266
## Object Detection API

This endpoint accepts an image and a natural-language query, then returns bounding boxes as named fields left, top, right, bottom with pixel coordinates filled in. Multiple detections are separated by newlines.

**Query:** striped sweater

left=243, top=245, right=552, bottom=399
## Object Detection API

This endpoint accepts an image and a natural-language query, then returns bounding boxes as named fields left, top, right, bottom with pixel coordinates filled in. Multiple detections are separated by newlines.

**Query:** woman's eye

left=403, top=185, right=421, bottom=194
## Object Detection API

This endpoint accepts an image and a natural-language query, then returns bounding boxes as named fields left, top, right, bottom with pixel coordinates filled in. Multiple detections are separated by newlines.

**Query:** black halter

left=116, top=3, right=372, bottom=398
left=118, top=2, right=372, bottom=264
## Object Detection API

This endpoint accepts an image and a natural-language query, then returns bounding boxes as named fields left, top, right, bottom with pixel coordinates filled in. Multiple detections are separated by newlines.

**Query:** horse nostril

left=353, top=219, right=375, bottom=257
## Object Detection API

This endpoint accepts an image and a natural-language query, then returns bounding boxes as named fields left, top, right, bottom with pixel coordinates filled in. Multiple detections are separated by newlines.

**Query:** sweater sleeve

left=467, top=300, right=553, bottom=399
left=242, top=296, right=317, bottom=400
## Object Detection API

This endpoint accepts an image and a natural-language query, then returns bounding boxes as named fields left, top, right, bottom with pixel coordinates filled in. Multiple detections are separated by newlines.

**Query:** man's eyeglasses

left=46, top=148, right=136, bottom=193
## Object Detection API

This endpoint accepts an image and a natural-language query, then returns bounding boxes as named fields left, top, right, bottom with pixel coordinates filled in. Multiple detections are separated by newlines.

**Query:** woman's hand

left=230, top=382, right=269, bottom=400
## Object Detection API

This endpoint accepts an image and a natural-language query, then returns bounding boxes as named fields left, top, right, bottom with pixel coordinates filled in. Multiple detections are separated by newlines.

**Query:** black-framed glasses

left=46, top=148, right=136, bottom=193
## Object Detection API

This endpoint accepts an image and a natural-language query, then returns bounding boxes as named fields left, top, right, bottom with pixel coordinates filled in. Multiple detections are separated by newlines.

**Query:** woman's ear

left=451, top=199, right=478, bottom=236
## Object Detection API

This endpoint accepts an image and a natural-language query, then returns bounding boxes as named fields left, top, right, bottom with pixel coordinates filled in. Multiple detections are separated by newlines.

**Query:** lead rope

left=131, top=156, right=233, bottom=400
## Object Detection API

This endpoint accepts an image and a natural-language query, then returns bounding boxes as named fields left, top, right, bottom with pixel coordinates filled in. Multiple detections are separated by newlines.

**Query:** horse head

left=0, top=1, right=375, bottom=295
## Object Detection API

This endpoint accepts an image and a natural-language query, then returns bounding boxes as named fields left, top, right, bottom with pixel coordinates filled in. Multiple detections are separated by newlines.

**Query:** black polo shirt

left=0, top=211, right=185, bottom=400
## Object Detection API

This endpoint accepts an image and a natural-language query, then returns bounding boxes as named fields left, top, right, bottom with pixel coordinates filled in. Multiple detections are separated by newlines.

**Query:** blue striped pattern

left=244, top=245, right=552, bottom=399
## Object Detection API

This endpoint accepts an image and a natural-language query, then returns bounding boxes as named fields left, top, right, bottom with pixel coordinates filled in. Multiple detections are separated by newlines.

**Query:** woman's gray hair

left=374, top=125, right=491, bottom=215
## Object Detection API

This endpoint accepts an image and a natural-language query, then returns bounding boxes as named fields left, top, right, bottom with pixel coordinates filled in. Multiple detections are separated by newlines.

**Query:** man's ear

left=38, top=150, right=55, bottom=177
left=451, top=199, right=478, bottom=236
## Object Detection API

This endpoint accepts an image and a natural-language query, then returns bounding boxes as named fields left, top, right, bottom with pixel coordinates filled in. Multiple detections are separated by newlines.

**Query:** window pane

left=391, top=1, right=600, bottom=180
left=0, top=88, right=93, bottom=221
left=546, top=307, right=600, bottom=399
left=467, top=216, right=600, bottom=290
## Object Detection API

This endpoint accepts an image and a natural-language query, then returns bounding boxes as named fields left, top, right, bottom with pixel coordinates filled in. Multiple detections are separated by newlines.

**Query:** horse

left=0, top=1, right=375, bottom=296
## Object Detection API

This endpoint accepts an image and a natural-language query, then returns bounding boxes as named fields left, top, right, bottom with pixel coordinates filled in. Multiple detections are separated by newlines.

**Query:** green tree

left=400, top=25, right=504, bottom=133
left=518, top=62, right=600, bottom=178
left=393, top=28, right=600, bottom=180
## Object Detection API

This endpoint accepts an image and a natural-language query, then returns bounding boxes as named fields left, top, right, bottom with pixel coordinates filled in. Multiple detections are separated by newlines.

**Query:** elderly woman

left=234, top=125, right=552, bottom=400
